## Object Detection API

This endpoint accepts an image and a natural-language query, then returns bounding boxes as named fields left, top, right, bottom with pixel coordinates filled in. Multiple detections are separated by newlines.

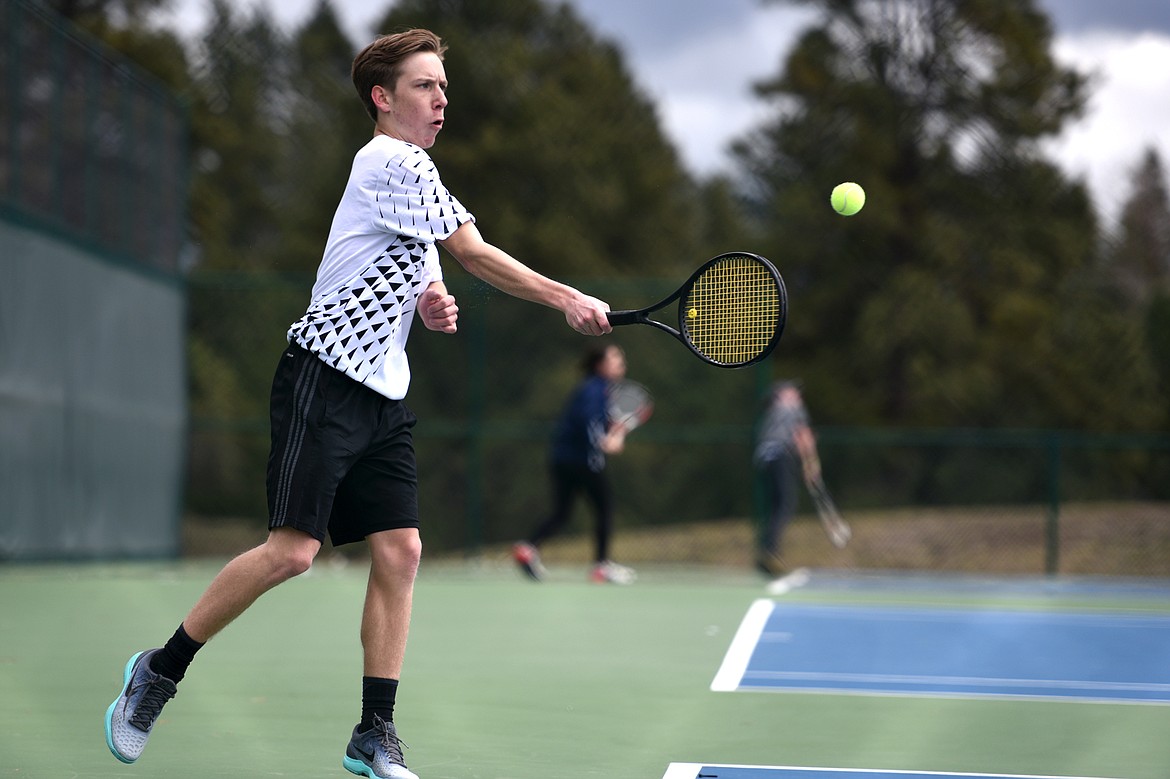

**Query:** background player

left=753, top=380, right=822, bottom=576
left=513, top=344, right=637, bottom=584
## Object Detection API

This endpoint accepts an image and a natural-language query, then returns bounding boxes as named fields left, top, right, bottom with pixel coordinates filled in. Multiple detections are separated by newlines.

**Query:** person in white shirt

left=105, top=29, right=613, bottom=779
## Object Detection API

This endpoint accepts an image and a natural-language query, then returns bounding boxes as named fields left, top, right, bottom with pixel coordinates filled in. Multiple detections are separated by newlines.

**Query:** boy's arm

left=439, top=221, right=611, bottom=336
left=795, top=425, right=821, bottom=483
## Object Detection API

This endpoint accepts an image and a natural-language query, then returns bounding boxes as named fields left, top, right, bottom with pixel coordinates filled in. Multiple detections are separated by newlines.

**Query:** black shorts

left=266, top=345, right=419, bottom=546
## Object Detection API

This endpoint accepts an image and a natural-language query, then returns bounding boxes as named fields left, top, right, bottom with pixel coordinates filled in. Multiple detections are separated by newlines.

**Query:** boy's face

left=377, top=51, right=448, bottom=148
left=599, top=347, right=627, bottom=381
left=779, top=387, right=801, bottom=408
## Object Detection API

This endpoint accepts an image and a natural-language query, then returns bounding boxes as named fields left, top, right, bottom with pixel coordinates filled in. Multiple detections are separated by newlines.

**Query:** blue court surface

left=662, top=765, right=1124, bottom=779
left=711, top=599, right=1170, bottom=703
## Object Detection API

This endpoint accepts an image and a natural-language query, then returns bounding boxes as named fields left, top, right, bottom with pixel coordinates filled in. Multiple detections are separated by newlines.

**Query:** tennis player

left=753, top=380, right=821, bottom=576
left=512, top=344, right=637, bottom=584
left=105, top=29, right=611, bottom=779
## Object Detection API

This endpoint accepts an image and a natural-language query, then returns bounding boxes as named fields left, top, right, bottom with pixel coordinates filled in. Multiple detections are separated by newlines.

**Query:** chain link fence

left=0, top=0, right=188, bottom=274
left=186, top=273, right=1170, bottom=577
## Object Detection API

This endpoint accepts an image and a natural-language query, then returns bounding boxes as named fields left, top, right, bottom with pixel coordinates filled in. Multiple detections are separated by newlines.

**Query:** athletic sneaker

left=104, top=649, right=177, bottom=764
left=590, top=560, right=636, bottom=584
left=512, top=542, right=546, bottom=581
left=344, top=714, right=418, bottom=779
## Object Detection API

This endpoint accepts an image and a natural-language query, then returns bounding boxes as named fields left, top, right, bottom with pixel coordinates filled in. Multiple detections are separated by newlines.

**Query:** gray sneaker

left=104, top=649, right=176, bottom=763
left=343, top=714, right=418, bottom=779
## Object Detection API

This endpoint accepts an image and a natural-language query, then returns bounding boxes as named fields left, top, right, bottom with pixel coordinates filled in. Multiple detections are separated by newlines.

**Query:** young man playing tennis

left=105, top=29, right=612, bottom=779
left=513, top=344, right=637, bottom=584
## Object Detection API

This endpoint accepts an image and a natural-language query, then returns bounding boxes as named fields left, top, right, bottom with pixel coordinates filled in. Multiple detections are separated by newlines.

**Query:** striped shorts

left=265, top=344, right=419, bottom=546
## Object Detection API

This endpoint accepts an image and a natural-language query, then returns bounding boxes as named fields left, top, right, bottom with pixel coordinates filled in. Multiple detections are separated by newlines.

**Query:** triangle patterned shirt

left=288, top=135, right=474, bottom=399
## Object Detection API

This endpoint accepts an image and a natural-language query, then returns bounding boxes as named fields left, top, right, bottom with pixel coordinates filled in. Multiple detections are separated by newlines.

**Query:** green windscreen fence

left=0, top=1, right=189, bottom=560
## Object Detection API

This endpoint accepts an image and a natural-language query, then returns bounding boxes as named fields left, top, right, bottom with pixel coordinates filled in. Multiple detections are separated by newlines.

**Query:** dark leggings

left=759, top=450, right=800, bottom=556
left=527, top=460, right=613, bottom=562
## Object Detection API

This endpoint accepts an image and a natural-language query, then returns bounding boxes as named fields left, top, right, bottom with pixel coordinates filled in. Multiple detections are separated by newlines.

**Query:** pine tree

left=734, top=0, right=1156, bottom=429
left=1109, top=148, right=1170, bottom=306
left=277, top=0, right=370, bottom=274
left=1109, top=148, right=1170, bottom=430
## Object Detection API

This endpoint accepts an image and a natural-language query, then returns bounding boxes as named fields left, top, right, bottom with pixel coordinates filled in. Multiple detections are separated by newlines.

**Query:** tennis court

left=711, top=598, right=1170, bottom=702
left=2, top=562, right=1169, bottom=778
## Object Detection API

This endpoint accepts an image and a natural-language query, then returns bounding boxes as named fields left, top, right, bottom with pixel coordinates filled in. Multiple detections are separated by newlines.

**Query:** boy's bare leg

left=106, top=526, right=321, bottom=764
left=340, top=528, right=423, bottom=778
left=184, top=527, right=323, bottom=642
left=361, top=528, right=422, bottom=678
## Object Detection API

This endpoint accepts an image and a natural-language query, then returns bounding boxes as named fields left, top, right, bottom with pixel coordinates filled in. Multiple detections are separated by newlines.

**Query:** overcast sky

left=158, top=0, right=1170, bottom=224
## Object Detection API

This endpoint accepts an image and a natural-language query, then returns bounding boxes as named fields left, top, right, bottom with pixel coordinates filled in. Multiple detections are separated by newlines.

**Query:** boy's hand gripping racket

left=606, top=252, right=787, bottom=368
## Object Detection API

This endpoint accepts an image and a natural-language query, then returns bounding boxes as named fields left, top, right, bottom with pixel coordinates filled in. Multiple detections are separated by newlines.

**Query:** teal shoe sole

left=104, top=651, right=146, bottom=764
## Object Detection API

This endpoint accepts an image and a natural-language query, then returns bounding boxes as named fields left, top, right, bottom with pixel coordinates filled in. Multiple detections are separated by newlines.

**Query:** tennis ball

left=830, top=182, right=865, bottom=216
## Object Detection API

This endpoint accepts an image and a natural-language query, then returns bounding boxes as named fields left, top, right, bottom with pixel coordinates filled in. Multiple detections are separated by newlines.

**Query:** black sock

left=149, top=623, right=204, bottom=683
left=360, top=676, right=398, bottom=731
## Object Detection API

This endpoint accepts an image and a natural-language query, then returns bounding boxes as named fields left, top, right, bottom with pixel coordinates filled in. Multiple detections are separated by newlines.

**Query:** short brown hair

left=583, top=344, right=623, bottom=375
left=352, top=29, right=447, bottom=122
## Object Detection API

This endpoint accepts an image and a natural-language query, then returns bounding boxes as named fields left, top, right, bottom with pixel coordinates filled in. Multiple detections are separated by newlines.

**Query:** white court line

left=661, top=763, right=1123, bottom=779
left=743, top=670, right=1170, bottom=693
left=710, top=598, right=774, bottom=691
left=661, top=763, right=704, bottom=779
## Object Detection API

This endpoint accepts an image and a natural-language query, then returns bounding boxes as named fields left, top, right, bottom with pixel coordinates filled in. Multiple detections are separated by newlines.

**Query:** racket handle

left=606, top=310, right=640, bottom=326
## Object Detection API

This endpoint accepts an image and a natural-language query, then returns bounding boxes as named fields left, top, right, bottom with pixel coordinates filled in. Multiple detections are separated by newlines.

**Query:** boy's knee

left=265, top=531, right=320, bottom=579
left=370, top=530, right=422, bottom=576
left=279, top=548, right=316, bottom=579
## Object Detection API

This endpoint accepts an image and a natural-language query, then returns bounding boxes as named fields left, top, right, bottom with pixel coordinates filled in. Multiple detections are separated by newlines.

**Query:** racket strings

left=608, top=387, right=645, bottom=420
left=607, top=381, right=653, bottom=430
left=682, top=255, right=783, bottom=365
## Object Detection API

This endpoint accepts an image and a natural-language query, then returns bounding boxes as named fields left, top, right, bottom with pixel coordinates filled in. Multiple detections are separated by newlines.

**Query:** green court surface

left=2, top=560, right=1169, bottom=779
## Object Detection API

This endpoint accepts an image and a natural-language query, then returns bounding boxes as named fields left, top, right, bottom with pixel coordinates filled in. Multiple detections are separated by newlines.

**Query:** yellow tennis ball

left=831, top=182, right=865, bottom=216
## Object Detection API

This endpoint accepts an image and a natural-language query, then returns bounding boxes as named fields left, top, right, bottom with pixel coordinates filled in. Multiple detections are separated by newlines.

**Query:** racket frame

left=607, top=252, right=787, bottom=368
left=806, top=473, right=852, bottom=549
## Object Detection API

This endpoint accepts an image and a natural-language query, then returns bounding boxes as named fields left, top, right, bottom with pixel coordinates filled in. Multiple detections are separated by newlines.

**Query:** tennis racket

left=608, top=380, right=654, bottom=433
left=606, top=252, right=787, bottom=368
left=806, top=473, right=851, bottom=549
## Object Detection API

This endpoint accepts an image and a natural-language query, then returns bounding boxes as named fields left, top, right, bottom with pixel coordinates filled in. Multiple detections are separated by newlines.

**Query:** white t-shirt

left=288, top=135, right=474, bottom=399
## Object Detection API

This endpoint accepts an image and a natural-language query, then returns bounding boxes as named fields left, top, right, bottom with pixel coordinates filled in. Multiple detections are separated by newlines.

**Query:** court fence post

left=1044, top=431, right=1063, bottom=575
left=466, top=310, right=487, bottom=556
